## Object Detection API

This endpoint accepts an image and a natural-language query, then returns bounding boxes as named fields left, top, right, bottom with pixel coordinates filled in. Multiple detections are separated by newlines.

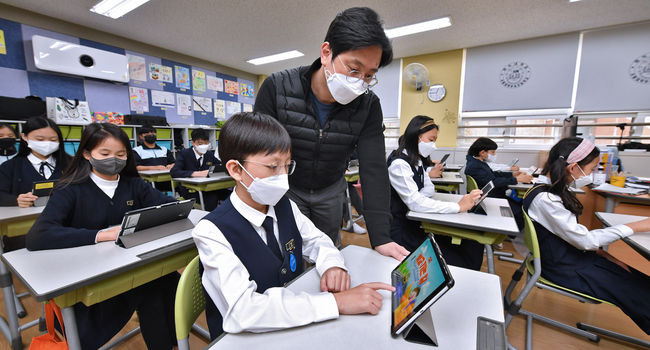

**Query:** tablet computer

left=439, top=154, right=450, bottom=166
left=32, top=180, right=56, bottom=197
left=468, top=180, right=494, bottom=215
left=391, top=234, right=454, bottom=336
left=207, top=164, right=227, bottom=178
left=508, top=158, right=519, bottom=167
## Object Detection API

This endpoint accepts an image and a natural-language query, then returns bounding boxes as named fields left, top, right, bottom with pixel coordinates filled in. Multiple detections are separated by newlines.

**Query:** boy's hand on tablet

left=333, top=282, right=394, bottom=315
left=458, top=190, right=482, bottom=212
left=320, top=267, right=350, bottom=292
left=17, top=192, right=38, bottom=207
left=375, top=242, right=410, bottom=261
left=511, top=165, right=520, bottom=171
left=96, top=226, right=121, bottom=242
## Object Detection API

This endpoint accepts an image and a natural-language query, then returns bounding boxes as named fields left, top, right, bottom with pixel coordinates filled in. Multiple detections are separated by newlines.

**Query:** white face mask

left=237, top=161, right=289, bottom=206
left=28, top=140, right=59, bottom=156
left=486, top=153, right=497, bottom=163
left=571, top=165, right=593, bottom=189
left=195, top=144, right=210, bottom=154
left=418, top=141, right=436, bottom=158
left=324, top=56, right=367, bottom=105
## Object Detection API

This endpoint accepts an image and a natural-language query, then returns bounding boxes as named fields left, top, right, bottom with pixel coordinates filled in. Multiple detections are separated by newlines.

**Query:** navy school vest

left=387, top=151, right=427, bottom=251
left=199, top=195, right=304, bottom=339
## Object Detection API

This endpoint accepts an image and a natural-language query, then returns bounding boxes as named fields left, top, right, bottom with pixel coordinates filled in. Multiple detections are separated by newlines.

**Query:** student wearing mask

left=170, top=128, right=228, bottom=210
left=26, top=122, right=179, bottom=349
left=255, top=7, right=409, bottom=259
left=387, top=116, right=484, bottom=270
left=0, top=122, right=18, bottom=165
left=0, top=117, right=71, bottom=207
left=524, top=137, right=650, bottom=334
left=193, top=112, right=393, bottom=339
left=132, top=125, right=175, bottom=171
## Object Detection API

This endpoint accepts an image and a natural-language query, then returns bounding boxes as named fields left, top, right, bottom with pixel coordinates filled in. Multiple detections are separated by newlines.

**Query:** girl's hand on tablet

left=333, top=282, right=394, bottom=315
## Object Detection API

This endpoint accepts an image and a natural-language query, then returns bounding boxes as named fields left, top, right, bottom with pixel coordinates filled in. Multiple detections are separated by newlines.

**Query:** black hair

left=467, top=137, right=498, bottom=157
left=541, top=137, right=600, bottom=216
left=137, top=125, right=155, bottom=136
left=191, top=128, right=210, bottom=142
left=0, top=122, right=18, bottom=138
left=392, top=115, right=439, bottom=168
left=18, top=117, right=71, bottom=168
left=325, top=7, right=393, bottom=68
left=58, top=123, right=138, bottom=188
left=218, top=112, right=291, bottom=164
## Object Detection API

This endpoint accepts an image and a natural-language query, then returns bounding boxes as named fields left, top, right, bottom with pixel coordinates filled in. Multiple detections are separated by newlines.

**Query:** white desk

left=430, top=173, right=464, bottom=185
left=138, top=169, right=175, bottom=196
left=407, top=193, right=519, bottom=274
left=173, top=173, right=235, bottom=210
left=1, top=209, right=208, bottom=350
left=592, top=189, right=650, bottom=213
left=507, top=183, right=585, bottom=195
left=443, top=164, right=464, bottom=172
left=0, top=206, right=44, bottom=350
left=208, top=245, right=504, bottom=350
left=595, top=212, right=650, bottom=261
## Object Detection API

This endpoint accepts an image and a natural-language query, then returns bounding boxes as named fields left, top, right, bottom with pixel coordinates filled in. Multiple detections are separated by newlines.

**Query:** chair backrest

left=522, top=211, right=541, bottom=259
left=175, top=256, right=206, bottom=341
left=466, top=175, right=479, bottom=192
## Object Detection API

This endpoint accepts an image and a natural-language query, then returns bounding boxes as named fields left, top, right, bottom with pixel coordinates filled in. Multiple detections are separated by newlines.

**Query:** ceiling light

left=247, top=50, right=304, bottom=65
left=385, top=17, right=452, bottom=39
left=569, top=0, right=582, bottom=2
left=90, top=0, right=151, bottom=19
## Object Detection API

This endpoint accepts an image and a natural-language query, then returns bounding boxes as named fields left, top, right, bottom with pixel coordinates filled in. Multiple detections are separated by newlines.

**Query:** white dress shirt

left=193, top=147, right=203, bottom=166
left=527, top=177, right=633, bottom=251
left=388, top=150, right=460, bottom=213
left=192, top=190, right=346, bottom=333
left=27, top=153, right=56, bottom=179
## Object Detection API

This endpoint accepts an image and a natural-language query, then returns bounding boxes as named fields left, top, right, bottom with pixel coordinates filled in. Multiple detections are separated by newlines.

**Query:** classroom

left=0, top=1, right=649, bottom=349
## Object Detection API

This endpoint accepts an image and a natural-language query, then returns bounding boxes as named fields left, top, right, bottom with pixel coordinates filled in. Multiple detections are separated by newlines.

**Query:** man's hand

left=375, top=242, right=410, bottom=261
left=320, top=267, right=351, bottom=292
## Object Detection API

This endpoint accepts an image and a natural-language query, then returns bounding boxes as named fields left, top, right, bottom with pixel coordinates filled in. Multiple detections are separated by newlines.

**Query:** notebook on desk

left=115, top=199, right=195, bottom=248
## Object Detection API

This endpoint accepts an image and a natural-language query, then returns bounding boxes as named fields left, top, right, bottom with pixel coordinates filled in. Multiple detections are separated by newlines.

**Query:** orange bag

left=29, top=300, right=68, bottom=349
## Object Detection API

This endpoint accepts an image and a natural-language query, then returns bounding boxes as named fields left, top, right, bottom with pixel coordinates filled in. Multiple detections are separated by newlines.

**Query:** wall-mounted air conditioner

left=32, top=35, right=129, bottom=83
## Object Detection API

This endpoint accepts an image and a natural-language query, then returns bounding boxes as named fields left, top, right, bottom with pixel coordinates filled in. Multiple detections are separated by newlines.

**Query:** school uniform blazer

left=0, top=156, right=65, bottom=206
left=26, top=176, right=175, bottom=250
left=464, top=154, right=516, bottom=198
left=170, top=148, right=223, bottom=178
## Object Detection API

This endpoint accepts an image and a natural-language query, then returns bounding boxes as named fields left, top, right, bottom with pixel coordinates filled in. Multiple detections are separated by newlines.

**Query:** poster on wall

left=129, top=87, right=149, bottom=113
left=149, top=63, right=173, bottom=84
left=192, top=69, right=206, bottom=92
left=175, top=66, right=191, bottom=90
left=193, top=96, right=212, bottom=113
left=226, top=101, right=241, bottom=117
left=127, top=54, right=147, bottom=82
left=207, top=75, right=223, bottom=92
left=224, top=80, right=239, bottom=95
left=176, top=93, right=192, bottom=116
left=0, top=29, right=6, bottom=55
left=240, top=82, right=255, bottom=98
left=242, top=103, right=253, bottom=112
left=214, top=99, right=226, bottom=120
left=151, top=90, right=175, bottom=108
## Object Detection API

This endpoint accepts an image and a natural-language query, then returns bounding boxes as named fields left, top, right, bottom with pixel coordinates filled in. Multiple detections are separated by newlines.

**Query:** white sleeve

left=388, top=159, right=460, bottom=214
left=192, top=220, right=339, bottom=333
left=527, top=193, right=634, bottom=251
left=488, top=162, right=510, bottom=171
left=289, top=200, right=347, bottom=276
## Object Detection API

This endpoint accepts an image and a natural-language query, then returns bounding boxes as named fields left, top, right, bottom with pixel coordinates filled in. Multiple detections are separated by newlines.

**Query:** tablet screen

left=474, top=180, right=494, bottom=206
left=391, top=235, right=454, bottom=335
left=439, top=154, right=450, bottom=165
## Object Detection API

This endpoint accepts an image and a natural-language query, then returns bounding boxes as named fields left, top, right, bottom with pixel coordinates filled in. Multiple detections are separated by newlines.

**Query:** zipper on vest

left=319, top=129, right=323, bottom=141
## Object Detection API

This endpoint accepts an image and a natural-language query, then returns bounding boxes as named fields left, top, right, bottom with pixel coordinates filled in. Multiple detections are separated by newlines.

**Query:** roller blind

left=372, top=59, right=401, bottom=119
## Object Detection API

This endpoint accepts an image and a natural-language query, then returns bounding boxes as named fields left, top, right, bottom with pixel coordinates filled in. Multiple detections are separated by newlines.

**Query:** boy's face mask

left=236, top=161, right=289, bottom=206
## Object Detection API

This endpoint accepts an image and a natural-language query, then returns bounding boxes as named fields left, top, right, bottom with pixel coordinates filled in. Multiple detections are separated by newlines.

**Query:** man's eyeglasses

left=242, top=159, right=296, bottom=176
left=338, top=56, right=378, bottom=88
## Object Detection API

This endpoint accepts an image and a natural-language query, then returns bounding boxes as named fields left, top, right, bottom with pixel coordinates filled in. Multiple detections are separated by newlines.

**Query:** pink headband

left=566, top=138, right=596, bottom=164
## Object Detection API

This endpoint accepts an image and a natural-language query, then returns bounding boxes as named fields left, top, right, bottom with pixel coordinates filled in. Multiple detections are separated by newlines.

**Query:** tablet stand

left=403, top=309, right=438, bottom=346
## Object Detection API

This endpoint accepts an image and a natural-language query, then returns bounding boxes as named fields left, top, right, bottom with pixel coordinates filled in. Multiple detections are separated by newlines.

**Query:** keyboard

left=477, top=317, right=506, bottom=350
left=499, top=206, right=513, bottom=217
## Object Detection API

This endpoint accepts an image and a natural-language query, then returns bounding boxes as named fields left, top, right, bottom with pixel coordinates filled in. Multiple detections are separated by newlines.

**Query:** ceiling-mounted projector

left=32, top=35, right=129, bottom=83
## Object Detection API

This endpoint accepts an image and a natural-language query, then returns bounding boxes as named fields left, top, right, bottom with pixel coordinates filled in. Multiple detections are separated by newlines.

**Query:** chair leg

left=526, top=314, right=533, bottom=350
left=177, top=337, right=190, bottom=350
left=98, top=326, right=141, bottom=350
left=191, top=323, right=211, bottom=341
left=520, top=310, right=599, bottom=342
left=577, top=322, right=650, bottom=348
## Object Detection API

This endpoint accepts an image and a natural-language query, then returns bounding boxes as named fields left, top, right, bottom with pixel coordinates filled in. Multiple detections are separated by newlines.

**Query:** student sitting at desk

left=0, top=117, right=71, bottom=207
left=524, top=137, right=650, bottom=334
left=387, top=116, right=484, bottom=270
left=170, top=128, right=229, bottom=210
left=26, top=123, right=180, bottom=349
left=193, top=112, right=393, bottom=339
left=0, top=122, right=18, bottom=165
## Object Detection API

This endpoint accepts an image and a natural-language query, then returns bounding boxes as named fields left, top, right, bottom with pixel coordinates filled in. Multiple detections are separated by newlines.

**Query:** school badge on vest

left=285, top=239, right=297, bottom=272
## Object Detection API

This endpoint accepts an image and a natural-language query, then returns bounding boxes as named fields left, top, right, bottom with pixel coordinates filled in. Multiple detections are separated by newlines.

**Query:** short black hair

left=0, top=122, right=17, bottom=137
left=218, top=112, right=291, bottom=163
left=393, top=115, right=439, bottom=168
left=137, top=125, right=155, bottom=136
left=325, top=7, right=393, bottom=68
left=191, top=128, right=210, bottom=142
left=467, top=137, right=498, bottom=157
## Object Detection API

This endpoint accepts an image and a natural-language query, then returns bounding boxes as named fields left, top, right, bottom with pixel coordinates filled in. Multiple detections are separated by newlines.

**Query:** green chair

left=466, top=175, right=479, bottom=192
left=503, top=211, right=650, bottom=349
left=175, top=256, right=211, bottom=350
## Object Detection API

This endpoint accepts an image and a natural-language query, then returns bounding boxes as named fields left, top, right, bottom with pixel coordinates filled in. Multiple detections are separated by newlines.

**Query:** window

left=458, top=114, right=563, bottom=147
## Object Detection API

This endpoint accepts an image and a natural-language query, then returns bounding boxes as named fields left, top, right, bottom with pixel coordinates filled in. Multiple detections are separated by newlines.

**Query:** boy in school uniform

left=133, top=124, right=175, bottom=191
left=192, top=112, right=393, bottom=339
left=170, top=128, right=228, bottom=210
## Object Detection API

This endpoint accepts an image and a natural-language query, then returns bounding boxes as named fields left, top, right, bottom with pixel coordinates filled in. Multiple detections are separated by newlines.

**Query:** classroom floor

left=1, top=222, right=648, bottom=349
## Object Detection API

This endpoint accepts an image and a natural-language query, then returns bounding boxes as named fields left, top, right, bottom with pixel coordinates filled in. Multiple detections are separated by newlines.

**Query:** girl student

left=0, top=122, right=19, bottom=165
left=523, top=137, right=650, bottom=334
left=387, top=115, right=485, bottom=270
left=0, top=117, right=71, bottom=207
left=26, top=123, right=179, bottom=349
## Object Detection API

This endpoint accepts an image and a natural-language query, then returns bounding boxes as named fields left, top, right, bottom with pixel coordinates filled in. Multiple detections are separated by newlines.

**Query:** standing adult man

left=254, top=7, right=408, bottom=260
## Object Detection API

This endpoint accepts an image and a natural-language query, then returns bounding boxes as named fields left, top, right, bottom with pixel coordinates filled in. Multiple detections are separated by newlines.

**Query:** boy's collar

left=230, top=189, right=277, bottom=228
